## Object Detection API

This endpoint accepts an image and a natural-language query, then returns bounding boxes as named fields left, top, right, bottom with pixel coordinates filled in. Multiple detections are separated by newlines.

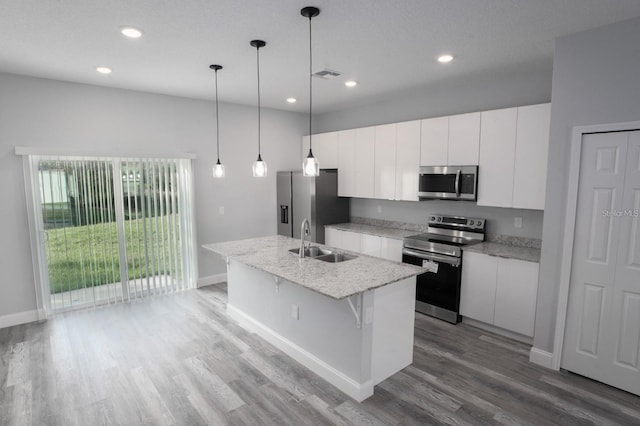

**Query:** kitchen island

left=203, top=235, right=423, bottom=401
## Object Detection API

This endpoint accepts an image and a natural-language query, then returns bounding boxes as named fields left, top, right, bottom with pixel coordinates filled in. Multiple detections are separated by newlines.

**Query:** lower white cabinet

left=460, top=251, right=539, bottom=337
left=325, top=228, right=402, bottom=262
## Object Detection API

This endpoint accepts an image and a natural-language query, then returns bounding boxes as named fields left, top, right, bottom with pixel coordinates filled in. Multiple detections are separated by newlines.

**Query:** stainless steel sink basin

left=288, top=246, right=333, bottom=257
left=315, top=253, right=357, bottom=263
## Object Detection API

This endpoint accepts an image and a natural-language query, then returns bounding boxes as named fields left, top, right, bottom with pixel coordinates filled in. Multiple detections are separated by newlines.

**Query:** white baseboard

left=197, top=273, right=227, bottom=288
left=0, top=309, right=41, bottom=329
left=227, top=303, right=374, bottom=402
left=529, top=347, right=555, bottom=370
left=461, top=317, right=533, bottom=345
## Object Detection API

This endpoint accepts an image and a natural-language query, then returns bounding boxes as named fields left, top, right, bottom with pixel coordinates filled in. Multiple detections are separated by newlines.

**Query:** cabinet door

left=460, top=251, right=498, bottom=324
left=420, top=116, right=449, bottom=166
left=325, top=228, right=342, bottom=248
left=494, top=258, right=539, bottom=337
left=355, top=126, right=376, bottom=198
left=513, top=103, right=551, bottom=210
left=374, top=123, right=397, bottom=200
left=341, top=230, right=362, bottom=252
left=477, top=108, right=517, bottom=207
left=337, top=129, right=357, bottom=197
left=395, top=120, right=421, bottom=201
left=380, top=237, right=403, bottom=262
left=313, top=132, right=338, bottom=169
left=448, top=112, right=480, bottom=165
left=361, top=234, right=382, bottom=257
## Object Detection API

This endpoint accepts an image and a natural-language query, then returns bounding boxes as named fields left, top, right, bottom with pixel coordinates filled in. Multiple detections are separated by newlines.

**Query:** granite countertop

left=326, top=223, right=419, bottom=240
left=203, top=235, right=424, bottom=300
left=463, top=242, right=541, bottom=263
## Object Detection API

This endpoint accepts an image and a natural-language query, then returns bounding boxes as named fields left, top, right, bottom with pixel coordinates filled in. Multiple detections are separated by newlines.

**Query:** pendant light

left=301, top=6, right=320, bottom=177
left=251, top=40, right=268, bottom=177
left=210, top=64, right=225, bottom=178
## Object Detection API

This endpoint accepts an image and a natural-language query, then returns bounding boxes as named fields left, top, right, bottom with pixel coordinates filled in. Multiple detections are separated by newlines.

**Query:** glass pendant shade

left=252, top=154, right=268, bottom=177
left=213, top=159, right=225, bottom=178
left=302, top=149, right=319, bottom=177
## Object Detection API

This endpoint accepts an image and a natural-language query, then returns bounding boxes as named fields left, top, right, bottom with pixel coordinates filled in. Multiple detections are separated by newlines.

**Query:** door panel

left=563, top=130, right=640, bottom=396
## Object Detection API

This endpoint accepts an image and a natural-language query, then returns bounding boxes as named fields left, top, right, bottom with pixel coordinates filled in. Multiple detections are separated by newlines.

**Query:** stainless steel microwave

left=418, top=165, right=478, bottom=201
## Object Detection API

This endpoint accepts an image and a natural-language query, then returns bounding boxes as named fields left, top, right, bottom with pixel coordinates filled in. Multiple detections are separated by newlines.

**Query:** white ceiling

left=2, top=0, right=640, bottom=114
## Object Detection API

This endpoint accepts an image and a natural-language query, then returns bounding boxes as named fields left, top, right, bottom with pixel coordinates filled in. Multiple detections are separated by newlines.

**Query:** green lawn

left=45, top=214, right=182, bottom=294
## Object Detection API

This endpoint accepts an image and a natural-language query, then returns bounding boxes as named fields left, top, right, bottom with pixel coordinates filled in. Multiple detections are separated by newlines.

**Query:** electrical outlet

left=514, top=216, right=523, bottom=229
left=365, top=307, right=373, bottom=324
left=291, top=304, right=299, bottom=320
left=377, top=205, right=382, bottom=214
left=219, top=206, right=225, bottom=215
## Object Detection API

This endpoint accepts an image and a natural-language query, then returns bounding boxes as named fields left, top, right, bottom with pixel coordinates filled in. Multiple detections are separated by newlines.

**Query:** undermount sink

left=315, top=253, right=357, bottom=263
left=289, top=246, right=333, bottom=258
left=288, top=246, right=357, bottom=263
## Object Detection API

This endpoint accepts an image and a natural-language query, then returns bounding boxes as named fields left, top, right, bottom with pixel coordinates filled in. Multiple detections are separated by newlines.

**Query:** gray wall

left=534, top=17, right=640, bottom=353
left=315, top=65, right=553, bottom=241
left=0, top=72, right=306, bottom=318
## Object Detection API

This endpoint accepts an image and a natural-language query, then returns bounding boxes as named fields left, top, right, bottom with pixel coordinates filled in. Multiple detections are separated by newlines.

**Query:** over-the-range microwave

left=418, top=165, right=478, bottom=201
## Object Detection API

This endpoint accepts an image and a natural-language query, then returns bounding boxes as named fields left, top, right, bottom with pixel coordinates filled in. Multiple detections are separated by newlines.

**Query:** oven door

left=402, top=248, right=462, bottom=324
left=418, top=165, right=478, bottom=201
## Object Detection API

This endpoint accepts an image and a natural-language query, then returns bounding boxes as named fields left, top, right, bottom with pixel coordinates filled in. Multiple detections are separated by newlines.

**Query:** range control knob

left=430, top=216, right=436, bottom=221
left=437, top=217, right=442, bottom=222
left=469, top=220, right=475, bottom=226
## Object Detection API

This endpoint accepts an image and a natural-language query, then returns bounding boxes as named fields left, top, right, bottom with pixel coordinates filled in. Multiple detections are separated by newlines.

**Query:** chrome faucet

left=299, top=218, right=310, bottom=258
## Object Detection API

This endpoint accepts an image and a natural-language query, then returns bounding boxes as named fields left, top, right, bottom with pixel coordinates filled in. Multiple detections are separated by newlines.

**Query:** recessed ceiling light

left=345, top=80, right=357, bottom=87
left=438, top=54, right=454, bottom=63
left=96, top=66, right=112, bottom=74
left=121, top=27, right=142, bottom=39
left=286, top=97, right=297, bottom=103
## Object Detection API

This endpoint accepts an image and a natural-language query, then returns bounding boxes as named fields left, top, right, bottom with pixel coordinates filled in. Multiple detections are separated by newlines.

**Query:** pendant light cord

left=256, top=45, right=262, bottom=157
left=308, top=15, right=313, bottom=153
left=215, top=68, right=220, bottom=162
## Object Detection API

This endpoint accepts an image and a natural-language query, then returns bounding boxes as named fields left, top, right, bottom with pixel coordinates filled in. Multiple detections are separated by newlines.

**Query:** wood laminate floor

left=1, top=283, right=639, bottom=425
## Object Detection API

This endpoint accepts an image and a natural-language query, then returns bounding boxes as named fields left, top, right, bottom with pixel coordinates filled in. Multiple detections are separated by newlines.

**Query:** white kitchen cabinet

left=477, top=108, right=518, bottom=207
left=337, top=129, right=357, bottom=197
left=460, top=250, right=539, bottom=337
left=380, top=237, right=403, bottom=262
left=395, top=120, right=421, bottom=201
left=374, top=124, right=397, bottom=200
left=361, top=234, right=382, bottom=257
left=460, top=251, right=498, bottom=324
left=512, top=103, right=551, bottom=210
left=355, top=126, right=376, bottom=198
left=420, top=116, right=449, bottom=166
left=341, top=230, right=362, bottom=252
left=493, top=257, right=539, bottom=337
left=325, top=227, right=341, bottom=248
left=303, top=132, right=338, bottom=169
left=448, top=112, right=481, bottom=165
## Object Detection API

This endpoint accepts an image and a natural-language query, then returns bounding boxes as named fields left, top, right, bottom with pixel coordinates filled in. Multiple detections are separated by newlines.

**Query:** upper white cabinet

left=448, top=112, right=481, bottom=165
left=337, top=129, right=356, bottom=197
left=420, top=112, right=480, bottom=166
left=303, top=132, right=338, bottom=169
left=355, top=127, right=376, bottom=199
left=477, top=103, right=550, bottom=210
left=374, top=124, right=397, bottom=200
left=512, top=103, right=551, bottom=210
left=477, top=107, right=518, bottom=208
left=420, top=116, right=449, bottom=166
left=395, top=120, right=421, bottom=201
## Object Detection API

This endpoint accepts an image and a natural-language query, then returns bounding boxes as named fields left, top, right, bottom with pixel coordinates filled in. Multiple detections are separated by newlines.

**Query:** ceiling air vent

left=313, top=69, right=342, bottom=79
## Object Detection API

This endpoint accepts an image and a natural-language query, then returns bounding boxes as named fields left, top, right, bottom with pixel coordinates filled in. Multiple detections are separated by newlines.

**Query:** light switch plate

left=514, top=216, right=523, bottom=228
left=219, top=206, right=225, bottom=215
left=291, top=304, right=299, bottom=320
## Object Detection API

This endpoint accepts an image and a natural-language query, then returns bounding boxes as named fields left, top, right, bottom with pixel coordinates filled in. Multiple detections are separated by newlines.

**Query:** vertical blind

left=30, top=155, right=196, bottom=313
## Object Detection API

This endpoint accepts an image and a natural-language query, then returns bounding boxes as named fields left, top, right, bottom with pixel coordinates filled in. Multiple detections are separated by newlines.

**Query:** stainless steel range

left=402, top=215, right=485, bottom=324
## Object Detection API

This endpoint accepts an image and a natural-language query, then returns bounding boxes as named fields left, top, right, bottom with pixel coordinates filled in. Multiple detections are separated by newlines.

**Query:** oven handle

left=402, top=248, right=461, bottom=266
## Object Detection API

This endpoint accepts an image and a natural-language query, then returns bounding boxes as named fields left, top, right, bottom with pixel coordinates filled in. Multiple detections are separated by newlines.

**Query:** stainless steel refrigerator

left=277, top=169, right=349, bottom=244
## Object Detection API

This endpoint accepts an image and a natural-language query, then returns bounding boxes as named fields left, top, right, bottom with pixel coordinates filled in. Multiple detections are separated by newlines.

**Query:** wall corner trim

left=0, top=309, right=41, bottom=330
left=529, top=347, right=555, bottom=370
left=197, top=273, right=227, bottom=288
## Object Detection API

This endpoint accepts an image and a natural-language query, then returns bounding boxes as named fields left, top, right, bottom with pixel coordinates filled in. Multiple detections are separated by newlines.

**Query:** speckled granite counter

left=203, top=235, right=423, bottom=300
left=326, top=223, right=419, bottom=240
left=463, top=242, right=541, bottom=263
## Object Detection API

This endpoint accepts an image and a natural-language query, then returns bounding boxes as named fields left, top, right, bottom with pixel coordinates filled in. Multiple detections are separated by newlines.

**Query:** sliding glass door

left=27, top=155, right=196, bottom=314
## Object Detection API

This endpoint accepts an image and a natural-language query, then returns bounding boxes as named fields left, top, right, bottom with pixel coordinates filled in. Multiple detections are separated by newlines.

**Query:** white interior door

left=562, top=131, right=640, bottom=396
